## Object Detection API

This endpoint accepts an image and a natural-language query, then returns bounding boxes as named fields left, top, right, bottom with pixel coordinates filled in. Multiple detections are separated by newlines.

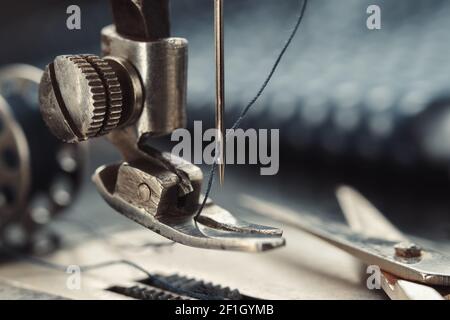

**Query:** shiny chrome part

left=241, top=194, right=450, bottom=286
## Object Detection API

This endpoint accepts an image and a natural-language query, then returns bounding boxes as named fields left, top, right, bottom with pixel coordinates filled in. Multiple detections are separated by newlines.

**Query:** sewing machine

left=1, top=0, right=450, bottom=301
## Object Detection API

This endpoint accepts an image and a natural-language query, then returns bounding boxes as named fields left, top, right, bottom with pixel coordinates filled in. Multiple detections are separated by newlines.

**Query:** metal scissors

left=242, top=186, right=450, bottom=300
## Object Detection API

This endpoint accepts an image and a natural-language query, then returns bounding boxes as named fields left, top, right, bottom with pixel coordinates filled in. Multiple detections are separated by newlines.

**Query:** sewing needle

left=215, top=0, right=225, bottom=185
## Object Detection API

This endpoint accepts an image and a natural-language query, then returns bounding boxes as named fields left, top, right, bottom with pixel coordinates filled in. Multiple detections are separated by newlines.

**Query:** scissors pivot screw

left=394, top=242, right=422, bottom=258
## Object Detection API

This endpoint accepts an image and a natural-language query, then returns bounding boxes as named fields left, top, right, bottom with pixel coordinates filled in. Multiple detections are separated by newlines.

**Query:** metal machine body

left=38, top=0, right=284, bottom=252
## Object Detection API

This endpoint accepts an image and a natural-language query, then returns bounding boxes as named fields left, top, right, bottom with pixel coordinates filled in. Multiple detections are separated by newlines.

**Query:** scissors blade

left=336, top=185, right=446, bottom=300
left=240, top=194, right=450, bottom=287
left=380, top=271, right=445, bottom=300
left=336, top=185, right=405, bottom=242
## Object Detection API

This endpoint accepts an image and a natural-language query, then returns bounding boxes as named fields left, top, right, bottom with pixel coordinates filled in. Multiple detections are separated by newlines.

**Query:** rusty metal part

left=394, top=242, right=423, bottom=259
left=110, top=0, right=171, bottom=41
left=215, top=0, right=225, bottom=185
left=101, top=25, right=187, bottom=138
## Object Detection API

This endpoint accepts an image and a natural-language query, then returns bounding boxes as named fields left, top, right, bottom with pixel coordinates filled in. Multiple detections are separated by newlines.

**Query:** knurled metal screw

left=39, top=54, right=141, bottom=143
left=394, top=242, right=422, bottom=258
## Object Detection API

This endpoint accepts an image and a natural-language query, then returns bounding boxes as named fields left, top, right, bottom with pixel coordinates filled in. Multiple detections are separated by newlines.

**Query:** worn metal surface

left=101, top=25, right=187, bottom=138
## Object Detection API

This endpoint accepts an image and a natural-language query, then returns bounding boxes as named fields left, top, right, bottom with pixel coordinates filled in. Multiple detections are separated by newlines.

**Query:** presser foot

left=92, top=159, right=284, bottom=252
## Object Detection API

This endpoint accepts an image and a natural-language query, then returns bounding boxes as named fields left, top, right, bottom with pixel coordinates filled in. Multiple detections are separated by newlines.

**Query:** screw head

left=138, top=183, right=152, bottom=202
left=394, top=242, right=422, bottom=258
left=39, top=55, right=125, bottom=143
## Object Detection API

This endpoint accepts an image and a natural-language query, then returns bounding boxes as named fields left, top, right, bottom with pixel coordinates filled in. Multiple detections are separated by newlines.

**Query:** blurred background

left=0, top=0, right=449, bottom=256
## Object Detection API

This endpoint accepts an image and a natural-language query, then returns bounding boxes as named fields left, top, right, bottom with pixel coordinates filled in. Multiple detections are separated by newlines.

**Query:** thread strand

left=195, top=0, right=309, bottom=219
